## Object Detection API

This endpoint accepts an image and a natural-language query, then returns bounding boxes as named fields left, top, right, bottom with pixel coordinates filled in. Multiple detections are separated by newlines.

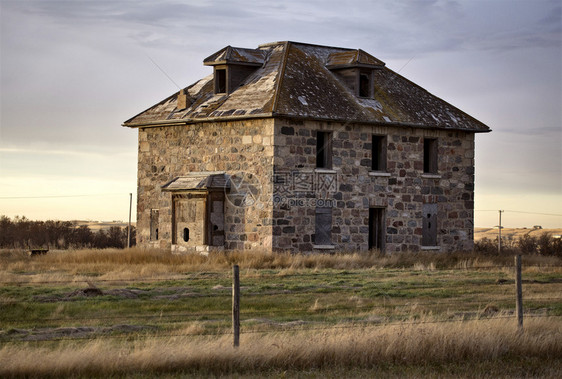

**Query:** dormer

left=204, top=46, right=265, bottom=95
left=326, top=49, right=385, bottom=98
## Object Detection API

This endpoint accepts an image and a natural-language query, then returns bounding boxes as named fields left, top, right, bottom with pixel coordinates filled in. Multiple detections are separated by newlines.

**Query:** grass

left=1, top=317, right=560, bottom=378
left=0, top=248, right=561, bottom=377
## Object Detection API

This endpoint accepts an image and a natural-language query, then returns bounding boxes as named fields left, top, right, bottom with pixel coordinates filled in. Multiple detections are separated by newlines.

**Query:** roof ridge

left=259, top=40, right=356, bottom=51
left=271, top=41, right=290, bottom=113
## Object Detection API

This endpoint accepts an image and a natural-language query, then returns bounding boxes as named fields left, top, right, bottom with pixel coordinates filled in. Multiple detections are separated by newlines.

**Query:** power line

left=504, top=210, right=562, bottom=217
left=0, top=193, right=129, bottom=200
left=475, top=209, right=562, bottom=217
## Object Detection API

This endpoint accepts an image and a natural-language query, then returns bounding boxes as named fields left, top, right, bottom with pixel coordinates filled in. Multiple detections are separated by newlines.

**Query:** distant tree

left=518, top=234, right=537, bottom=254
left=0, top=216, right=135, bottom=250
left=107, top=226, right=125, bottom=248
left=71, top=225, right=93, bottom=248
left=537, top=233, right=553, bottom=255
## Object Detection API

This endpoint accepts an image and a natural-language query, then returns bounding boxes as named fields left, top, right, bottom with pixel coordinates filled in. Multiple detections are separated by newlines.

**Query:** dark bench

left=28, top=249, right=49, bottom=256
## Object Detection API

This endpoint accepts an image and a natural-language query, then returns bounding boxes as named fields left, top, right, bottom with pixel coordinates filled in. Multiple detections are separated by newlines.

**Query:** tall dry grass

left=1, top=248, right=561, bottom=283
left=1, top=316, right=560, bottom=377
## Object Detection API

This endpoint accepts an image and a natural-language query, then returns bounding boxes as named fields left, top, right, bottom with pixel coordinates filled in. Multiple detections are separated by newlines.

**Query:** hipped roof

left=124, top=41, right=490, bottom=133
left=162, top=172, right=230, bottom=191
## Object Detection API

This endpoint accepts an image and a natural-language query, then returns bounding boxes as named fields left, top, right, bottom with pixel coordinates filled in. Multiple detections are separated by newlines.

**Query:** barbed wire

left=3, top=314, right=561, bottom=344
left=0, top=264, right=560, bottom=286
left=2, top=294, right=560, bottom=322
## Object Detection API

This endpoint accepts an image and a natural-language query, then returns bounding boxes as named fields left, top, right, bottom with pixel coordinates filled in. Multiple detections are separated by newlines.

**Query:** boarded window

left=422, top=203, right=438, bottom=246
left=423, top=138, right=438, bottom=174
left=316, top=131, right=332, bottom=169
left=369, top=208, right=385, bottom=250
left=372, top=135, right=387, bottom=171
left=314, top=206, right=332, bottom=245
left=359, top=72, right=371, bottom=97
left=150, top=209, right=159, bottom=241
left=215, top=68, right=226, bottom=94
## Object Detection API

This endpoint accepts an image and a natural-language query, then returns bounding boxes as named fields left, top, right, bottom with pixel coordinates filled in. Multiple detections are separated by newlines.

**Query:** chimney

left=177, top=89, right=191, bottom=110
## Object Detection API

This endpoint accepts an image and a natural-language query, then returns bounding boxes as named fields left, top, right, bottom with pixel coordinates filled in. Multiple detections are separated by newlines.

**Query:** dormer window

left=204, top=46, right=265, bottom=95
left=215, top=68, right=227, bottom=94
left=326, top=49, right=384, bottom=99
left=359, top=72, right=372, bottom=98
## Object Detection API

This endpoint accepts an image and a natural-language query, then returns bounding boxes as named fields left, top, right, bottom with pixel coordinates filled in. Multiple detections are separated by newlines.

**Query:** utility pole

left=127, top=193, right=132, bottom=248
left=498, top=210, right=504, bottom=254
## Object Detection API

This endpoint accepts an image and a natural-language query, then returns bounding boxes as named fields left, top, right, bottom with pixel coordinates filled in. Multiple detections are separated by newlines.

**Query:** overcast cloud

left=0, top=0, right=560, bottom=227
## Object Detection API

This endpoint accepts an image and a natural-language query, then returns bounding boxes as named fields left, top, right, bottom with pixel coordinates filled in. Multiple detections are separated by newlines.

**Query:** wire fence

left=0, top=264, right=561, bottom=286
left=1, top=263, right=561, bottom=344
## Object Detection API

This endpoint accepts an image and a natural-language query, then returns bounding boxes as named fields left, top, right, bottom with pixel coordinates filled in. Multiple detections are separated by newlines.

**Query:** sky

left=0, top=0, right=561, bottom=228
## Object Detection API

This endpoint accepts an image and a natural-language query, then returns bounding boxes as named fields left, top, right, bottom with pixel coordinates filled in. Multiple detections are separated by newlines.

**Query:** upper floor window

left=215, top=68, right=227, bottom=94
left=316, top=131, right=332, bottom=169
left=359, top=72, right=372, bottom=98
left=372, top=135, right=387, bottom=171
left=423, top=138, right=438, bottom=174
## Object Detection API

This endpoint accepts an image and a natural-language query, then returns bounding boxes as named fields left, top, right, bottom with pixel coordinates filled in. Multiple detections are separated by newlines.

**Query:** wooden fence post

left=232, top=265, right=240, bottom=347
left=515, top=255, right=523, bottom=331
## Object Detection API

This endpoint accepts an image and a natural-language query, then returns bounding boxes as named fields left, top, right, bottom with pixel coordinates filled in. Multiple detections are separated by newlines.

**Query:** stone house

left=123, top=41, right=490, bottom=253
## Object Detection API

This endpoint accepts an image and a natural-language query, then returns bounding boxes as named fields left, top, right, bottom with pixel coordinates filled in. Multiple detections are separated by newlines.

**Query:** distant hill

left=72, top=221, right=135, bottom=231
left=474, top=227, right=562, bottom=241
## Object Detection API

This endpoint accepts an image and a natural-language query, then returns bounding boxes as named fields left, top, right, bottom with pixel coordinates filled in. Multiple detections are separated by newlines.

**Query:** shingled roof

left=123, top=41, right=490, bottom=133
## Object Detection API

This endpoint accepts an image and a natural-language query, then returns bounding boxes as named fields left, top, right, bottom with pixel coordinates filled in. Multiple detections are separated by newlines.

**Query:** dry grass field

left=1, top=248, right=561, bottom=377
left=474, top=227, right=562, bottom=241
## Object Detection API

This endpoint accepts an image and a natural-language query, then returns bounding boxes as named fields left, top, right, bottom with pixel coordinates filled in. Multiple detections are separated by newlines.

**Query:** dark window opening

left=183, top=227, right=189, bottom=242
left=423, top=138, right=438, bottom=174
left=316, top=131, right=332, bottom=169
left=369, top=208, right=385, bottom=251
left=359, top=73, right=371, bottom=97
left=372, top=135, right=387, bottom=171
left=150, top=209, right=159, bottom=241
left=422, top=203, right=438, bottom=246
left=315, top=206, right=332, bottom=245
left=215, top=69, right=226, bottom=94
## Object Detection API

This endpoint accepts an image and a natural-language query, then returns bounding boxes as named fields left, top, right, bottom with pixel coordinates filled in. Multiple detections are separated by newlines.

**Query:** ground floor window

left=314, top=206, right=332, bottom=245
left=369, top=207, right=385, bottom=250
left=422, top=203, right=438, bottom=246
left=150, top=209, right=159, bottom=241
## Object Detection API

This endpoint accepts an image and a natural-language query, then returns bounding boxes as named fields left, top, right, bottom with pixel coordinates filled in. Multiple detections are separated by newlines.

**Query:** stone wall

left=136, top=116, right=476, bottom=253
left=136, top=119, right=275, bottom=250
left=271, top=118, right=475, bottom=253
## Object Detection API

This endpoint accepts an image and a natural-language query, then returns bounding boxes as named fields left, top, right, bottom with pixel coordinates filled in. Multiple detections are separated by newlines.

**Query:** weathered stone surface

left=137, top=119, right=274, bottom=250
left=271, top=119, right=475, bottom=253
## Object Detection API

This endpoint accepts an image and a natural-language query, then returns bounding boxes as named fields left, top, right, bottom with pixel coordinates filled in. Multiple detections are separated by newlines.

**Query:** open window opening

left=183, top=227, right=190, bottom=242
left=372, top=135, right=387, bottom=171
left=215, top=68, right=226, bottom=94
left=314, top=206, right=333, bottom=246
left=368, top=208, right=385, bottom=251
left=316, top=131, right=332, bottom=169
left=359, top=72, right=371, bottom=97
left=423, top=138, right=438, bottom=174
left=150, top=209, right=159, bottom=241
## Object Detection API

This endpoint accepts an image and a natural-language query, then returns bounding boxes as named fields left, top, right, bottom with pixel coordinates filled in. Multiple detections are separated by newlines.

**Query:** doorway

left=369, top=208, right=385, bottom=251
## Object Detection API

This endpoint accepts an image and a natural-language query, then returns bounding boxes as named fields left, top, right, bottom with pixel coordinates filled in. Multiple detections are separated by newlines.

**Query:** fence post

left=515, top=255, right=523, bottom=330
left=232, top=264, right=240, bottom=347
